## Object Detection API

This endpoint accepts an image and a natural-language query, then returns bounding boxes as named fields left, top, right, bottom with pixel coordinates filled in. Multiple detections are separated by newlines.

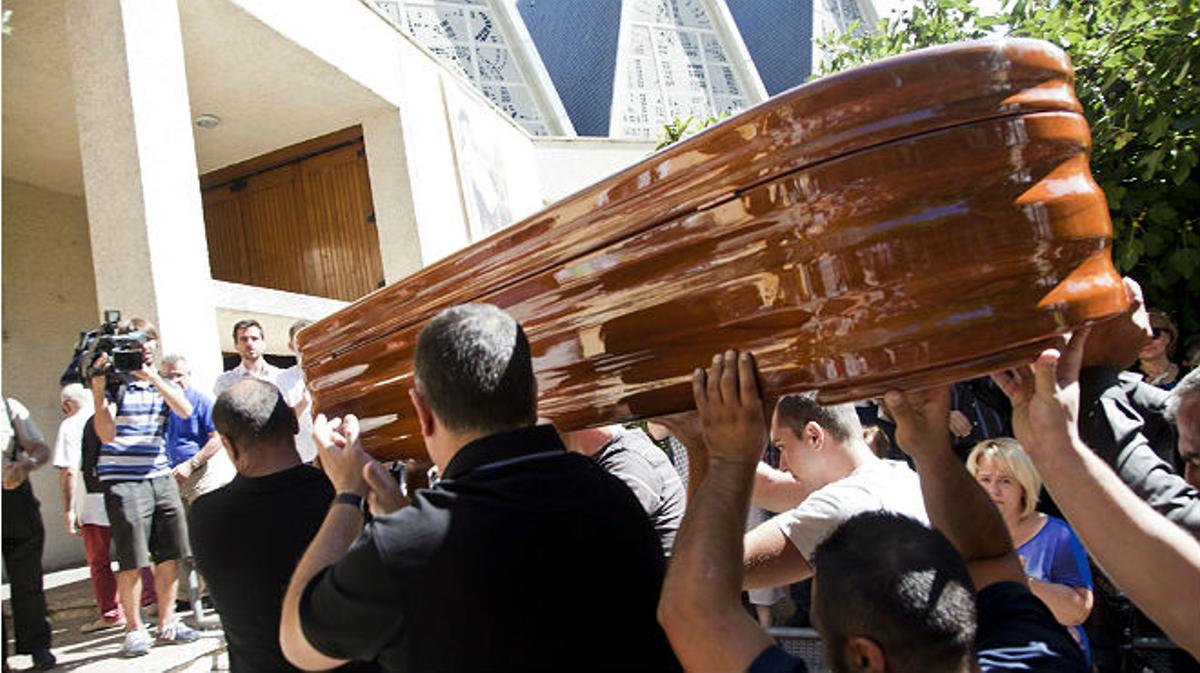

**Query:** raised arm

left=992, top=330, right=1200, bottom=658
left=137, top=366, right=192, bottom=419
left=279, top=413, right=365, bottom=670
left=658, top=351, right=775, bottom=672
left=885, top=386, right=1025, bottom=590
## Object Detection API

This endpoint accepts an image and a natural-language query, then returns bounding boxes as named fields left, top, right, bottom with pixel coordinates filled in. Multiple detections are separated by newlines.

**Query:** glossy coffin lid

left=299, top=38, right=1128, bottom=460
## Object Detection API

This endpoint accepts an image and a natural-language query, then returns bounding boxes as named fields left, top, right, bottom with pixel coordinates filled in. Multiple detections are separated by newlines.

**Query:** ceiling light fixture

left=195, top=114, right=221, bottom=129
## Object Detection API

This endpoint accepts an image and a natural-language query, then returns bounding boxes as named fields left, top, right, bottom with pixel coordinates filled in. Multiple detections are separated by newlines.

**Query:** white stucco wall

left=531, top=137, right=657, bottom=205
left=2, top=178, right=99, bottom=572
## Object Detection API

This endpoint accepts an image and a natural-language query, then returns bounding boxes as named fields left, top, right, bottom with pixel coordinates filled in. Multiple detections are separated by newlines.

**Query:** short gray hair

left=1166, top=368, right=1200, bottom=424
left=60, top=383, right=90, bottom=407
left=161, top=353, right=189, bottom=370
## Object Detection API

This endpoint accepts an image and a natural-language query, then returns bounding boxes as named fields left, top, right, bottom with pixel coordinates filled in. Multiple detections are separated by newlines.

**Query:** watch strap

left=333, top=491, right=365, bottom=512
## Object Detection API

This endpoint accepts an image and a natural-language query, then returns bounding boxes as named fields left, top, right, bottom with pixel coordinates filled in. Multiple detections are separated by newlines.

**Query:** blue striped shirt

left=98, top=380, right=172, bottom=481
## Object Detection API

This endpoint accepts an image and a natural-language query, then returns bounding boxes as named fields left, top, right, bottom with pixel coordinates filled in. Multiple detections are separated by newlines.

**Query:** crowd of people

left=1, top=276, right=1197, bottom=672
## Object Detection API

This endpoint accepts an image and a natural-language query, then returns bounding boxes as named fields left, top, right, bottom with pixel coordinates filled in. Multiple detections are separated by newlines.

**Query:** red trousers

left=80, top=524, right=157, bottom=619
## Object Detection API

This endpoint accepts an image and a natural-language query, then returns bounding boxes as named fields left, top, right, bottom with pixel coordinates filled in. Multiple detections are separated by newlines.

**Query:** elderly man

left=279, top=304, right=678, bottom=672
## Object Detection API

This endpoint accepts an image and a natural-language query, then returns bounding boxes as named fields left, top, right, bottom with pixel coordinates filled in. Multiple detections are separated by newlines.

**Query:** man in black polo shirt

left=280, top=304, right=679, bottom=672
left=189, top=380, right=377, bottom=672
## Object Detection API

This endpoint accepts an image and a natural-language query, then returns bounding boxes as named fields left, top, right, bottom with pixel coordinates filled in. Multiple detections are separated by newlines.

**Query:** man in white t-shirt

left=275, top=320, right=317, bottom=463
left=741, top=391, right=929, bottom=591
left=52, top=383, right=156, bottom=634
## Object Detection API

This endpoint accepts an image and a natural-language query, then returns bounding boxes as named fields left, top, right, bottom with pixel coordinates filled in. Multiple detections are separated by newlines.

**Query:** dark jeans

left=1, top=483, right=51, bottom=661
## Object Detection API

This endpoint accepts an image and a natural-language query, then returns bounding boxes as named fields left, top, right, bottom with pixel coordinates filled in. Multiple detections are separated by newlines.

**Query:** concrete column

left=66, top=0, right=223, bottom=391
left=362, top=110, right=425, bottom=283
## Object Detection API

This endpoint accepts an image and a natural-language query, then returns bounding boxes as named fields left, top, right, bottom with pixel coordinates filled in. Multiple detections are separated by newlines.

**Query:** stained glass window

left=373, top=0, right=552, bottom=135
left=615, top=0, right=749, bottom=138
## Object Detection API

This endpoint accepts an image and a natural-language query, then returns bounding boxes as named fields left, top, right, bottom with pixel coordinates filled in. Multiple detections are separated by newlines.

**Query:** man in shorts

left=89, top=318, right=203, bottom=657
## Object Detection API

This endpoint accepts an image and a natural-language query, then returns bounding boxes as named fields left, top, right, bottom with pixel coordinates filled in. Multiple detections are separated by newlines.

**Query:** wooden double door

left=201, top=128, right=385, bottom=301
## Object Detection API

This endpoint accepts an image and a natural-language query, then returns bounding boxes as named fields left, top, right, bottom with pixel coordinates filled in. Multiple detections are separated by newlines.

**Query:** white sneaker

left=156, top=620, right=201, bottom=646
left=80, top=615, right=125, bottom=633
left=121, top=627, right=153, bottom=657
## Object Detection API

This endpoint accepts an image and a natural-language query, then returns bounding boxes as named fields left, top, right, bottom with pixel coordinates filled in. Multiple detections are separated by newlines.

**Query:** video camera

left=60, top=309, right=150, bottom=387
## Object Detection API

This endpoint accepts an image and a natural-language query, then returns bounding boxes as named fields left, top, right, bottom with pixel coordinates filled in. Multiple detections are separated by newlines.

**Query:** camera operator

left=89, top=318, right=202, bottom=657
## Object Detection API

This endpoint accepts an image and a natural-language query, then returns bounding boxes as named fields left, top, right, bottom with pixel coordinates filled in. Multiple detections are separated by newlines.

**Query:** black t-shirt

left=299, top=425, right=681, bottom=672
left=748, top=582, right=1088, bottom=673
left=188, top=464, right=376, bottom=673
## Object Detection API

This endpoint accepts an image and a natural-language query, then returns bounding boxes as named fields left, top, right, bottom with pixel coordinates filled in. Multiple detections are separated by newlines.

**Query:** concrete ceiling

left=3, top=0, right=393, bottom=196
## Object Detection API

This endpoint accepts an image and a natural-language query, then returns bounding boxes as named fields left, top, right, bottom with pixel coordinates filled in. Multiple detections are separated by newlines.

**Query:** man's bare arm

left=742, top=516, right=812, bottom=589
left=752, top=463, right=808, bottom=512
left=885, top=387, right=1025, bottom=590
left=280, top=505, right=358, bottom=670
left=144, top=369, right=193, bottom=419
left=992, top=330, right=1200, bottom=658
left=658, top=351, right=775, bottom=672
left=280, top=413, right=369, bottom=670
left=58, top=468, right=80, bottom=535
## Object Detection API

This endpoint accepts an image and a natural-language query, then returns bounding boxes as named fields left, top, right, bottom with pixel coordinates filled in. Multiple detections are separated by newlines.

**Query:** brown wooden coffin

left=298, top=38, right=1129, bottom=460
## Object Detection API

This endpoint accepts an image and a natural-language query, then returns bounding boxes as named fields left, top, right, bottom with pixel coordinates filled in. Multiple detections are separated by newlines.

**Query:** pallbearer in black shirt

left=279, top=304, right=680, bottom=673
left=188, top=380, right=377, bottom=673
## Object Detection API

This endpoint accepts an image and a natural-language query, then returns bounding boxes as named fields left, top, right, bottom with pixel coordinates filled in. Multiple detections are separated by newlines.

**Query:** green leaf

left=1168, top=248, right=1200, bottom=280
left=1143, top=229, right=1167, bottom=256
left=1147, top=202, right=1179, bottom=226
left=1119, top=237, right=1144, bottom=271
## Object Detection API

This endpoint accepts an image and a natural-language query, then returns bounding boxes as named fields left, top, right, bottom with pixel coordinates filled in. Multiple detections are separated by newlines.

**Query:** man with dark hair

left=89, top=318, right=200, bottom=657
left=279, top=303, right=678, bottom=672
left=738, top=390, right=928, bottom=591
left=214, top=319, right=280, bottom=397
left=658, top=350, right=1088, bottom=672
left=808, top=513, right=976, bottom=672
left=188, top=380, right=356, bottom=672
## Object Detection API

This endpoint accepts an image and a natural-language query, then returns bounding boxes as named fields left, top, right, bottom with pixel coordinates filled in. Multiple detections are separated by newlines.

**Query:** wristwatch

left=189, top=457, right=203, bottom=471
left=333, top=491, right=367, bottom=516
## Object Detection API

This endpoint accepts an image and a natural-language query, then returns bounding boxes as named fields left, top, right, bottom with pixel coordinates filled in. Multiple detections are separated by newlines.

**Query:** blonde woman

left=967, top=438, right=1094, bottom=658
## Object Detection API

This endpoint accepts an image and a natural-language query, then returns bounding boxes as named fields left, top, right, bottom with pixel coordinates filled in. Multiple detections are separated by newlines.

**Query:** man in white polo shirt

left=214, top=319, right=281, bottom=397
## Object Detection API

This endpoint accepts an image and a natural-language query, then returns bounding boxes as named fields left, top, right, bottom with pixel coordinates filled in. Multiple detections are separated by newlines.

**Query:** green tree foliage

left=819, top=0, right=1200, bottom=334
left=654, top=114, right=728, bottom=150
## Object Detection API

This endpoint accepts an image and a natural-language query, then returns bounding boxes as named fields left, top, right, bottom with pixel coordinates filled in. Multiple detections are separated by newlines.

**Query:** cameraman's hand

left=89, top=352, right=111, bottom=384
left=693, top=350, right=768, bottom=465
left=313, top=413, right=370, bottom=496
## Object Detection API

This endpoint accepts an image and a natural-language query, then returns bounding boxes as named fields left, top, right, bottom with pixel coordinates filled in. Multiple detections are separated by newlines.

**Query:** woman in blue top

left=968, top=438, right=1094, bottom=659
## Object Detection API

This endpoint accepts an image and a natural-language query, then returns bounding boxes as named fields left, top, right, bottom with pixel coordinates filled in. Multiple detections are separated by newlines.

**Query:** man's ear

left=843, top=636, right=886, bottom=673
left=220, top=434, right=241, bottom=465
left=805, top=421, right=824, bottom=450
left=409, top=389, right=436, bottom=438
